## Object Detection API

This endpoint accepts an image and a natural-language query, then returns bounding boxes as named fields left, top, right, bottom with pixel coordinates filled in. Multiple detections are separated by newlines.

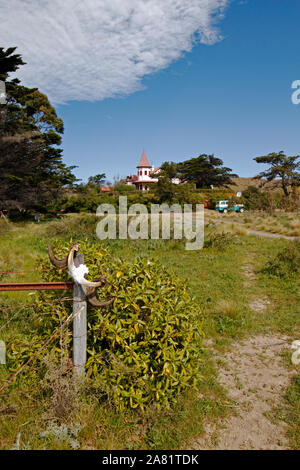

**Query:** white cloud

left=0, top=0, right=229, bottom=103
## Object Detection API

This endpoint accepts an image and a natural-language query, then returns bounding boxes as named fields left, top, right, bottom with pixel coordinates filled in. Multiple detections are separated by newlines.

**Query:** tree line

left=0, top=47, right=76, bottom=215
left=0, top=46, right=299, bottom=216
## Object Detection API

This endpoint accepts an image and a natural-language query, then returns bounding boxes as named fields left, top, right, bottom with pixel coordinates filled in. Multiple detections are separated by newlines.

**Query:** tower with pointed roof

left=137, top=150, right=152, bottom=169
left=132, top=150, right=157, bottom=191
left=126, top=150, right=182, bottom=191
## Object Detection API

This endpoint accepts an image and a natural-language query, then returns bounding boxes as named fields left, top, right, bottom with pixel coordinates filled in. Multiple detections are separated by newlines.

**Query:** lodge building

left=126, top=150, right=181, bottom=191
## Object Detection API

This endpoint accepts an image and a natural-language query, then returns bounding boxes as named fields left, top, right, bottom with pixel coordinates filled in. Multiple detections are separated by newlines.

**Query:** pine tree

left=0, top=47, right=77, bottom=212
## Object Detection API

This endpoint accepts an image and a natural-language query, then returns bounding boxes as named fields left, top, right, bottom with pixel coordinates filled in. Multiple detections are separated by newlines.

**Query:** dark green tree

left=151, top=161, right=178, bottom=202
left=0, top=47, right=77, bottom=212
left=254, top=151, right=300, bottom=197
left=242, top=186, right=268, bottom=211
left=87, top=173, right=106, bottom=187
left=0, top=46, right=25, bottom=82
left=177, top=154, right=237, bottom=188
left=159, top=161, right=178, bottom=180
left=153, top=176, right=176, bottom=203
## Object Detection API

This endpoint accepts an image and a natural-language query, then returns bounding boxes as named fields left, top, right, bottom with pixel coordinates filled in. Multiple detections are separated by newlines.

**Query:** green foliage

left=177, top=154, right=238, bottom=189
left=241, top=185, right=300, bottom=213
left=151, top=155, right=237, bottom=203
left=45, top=214, right=98, bottom=239
left=53, top=184, right=240, bottom=214
left=58, top=193, right=100, bottom=213
left=261, top=241, right=300, bottom=278
left=204, top=228, right=238, bottom=250
left=0, top=47, right=77, bottom=212
left=254, top=151, right=300, bottom=197
left=113, top=184, right=137, bottom=193
left=0, top=218, right=10, bottom=237
left=213, top=310, right=245, bottom=336
left=195, top=189, right=234, bottom=208
left=2, top=221, right=300, bottom=449
left=87, top=173, right=106, bottom=186
left=0, top=47, right=25, bottom=82
left=55, top=190, right=157, bottom=214
left=159, top=162, right=178, bottom=180
left=241, top=186, right=268, bottom=210
left=284, top=374, right=300, bottom=449
left=152, top=175, right=176, bottom=203
left=6, top=240, right=204, bottom=411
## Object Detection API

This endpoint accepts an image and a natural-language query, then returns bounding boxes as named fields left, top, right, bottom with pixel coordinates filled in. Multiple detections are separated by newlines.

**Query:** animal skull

left=48, top=243, right=114, bottom=307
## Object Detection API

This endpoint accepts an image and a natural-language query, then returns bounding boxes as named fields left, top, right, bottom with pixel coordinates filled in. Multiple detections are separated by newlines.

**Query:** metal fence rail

left=0, top=282, right=74, bottom=291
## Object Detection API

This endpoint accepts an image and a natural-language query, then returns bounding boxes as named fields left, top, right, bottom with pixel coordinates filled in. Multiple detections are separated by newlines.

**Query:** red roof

left=133, top=180, right=155, bottom=185
left=127, top=174, right=138, bottom=182
left=137, top=150, right=152, bottom=168
left=151, top=166, right=161, bottom=174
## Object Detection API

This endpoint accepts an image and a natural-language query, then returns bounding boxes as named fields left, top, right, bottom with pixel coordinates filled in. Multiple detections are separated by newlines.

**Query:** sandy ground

left=189, top=256, right=296, bottom=450
left=242, top=262, right=271, bottom=313
left=191, top=335, right=295, bottom=450
left=244, top=228, right=299, bottom=241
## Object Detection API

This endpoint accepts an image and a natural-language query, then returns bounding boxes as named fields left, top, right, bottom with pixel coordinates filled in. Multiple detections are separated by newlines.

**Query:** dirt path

left=242, top=260, right=271, bottom=313
left=244, top=228, right=299, bottom=240
left=191, top=335, right=295, bottom=450
left=190, top=251, right=296, bottom=450
left=205, top=214, right=300, bottom=240
left=222, top=218, right=300, bottom=240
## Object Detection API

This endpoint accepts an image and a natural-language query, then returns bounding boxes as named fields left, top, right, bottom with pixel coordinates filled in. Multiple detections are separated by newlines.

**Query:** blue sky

left=2, top=0, right=300, bottom=183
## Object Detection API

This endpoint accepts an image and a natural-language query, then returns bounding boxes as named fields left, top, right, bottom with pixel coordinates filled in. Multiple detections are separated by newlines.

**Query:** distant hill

left=228, top=177, right=281, bottom=193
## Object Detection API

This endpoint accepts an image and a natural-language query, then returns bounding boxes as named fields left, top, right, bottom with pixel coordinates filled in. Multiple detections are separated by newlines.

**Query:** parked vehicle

left=215, top=200, right=244, bottom=213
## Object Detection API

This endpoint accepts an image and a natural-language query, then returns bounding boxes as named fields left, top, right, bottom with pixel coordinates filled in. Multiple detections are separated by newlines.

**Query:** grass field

left=205, top=210, right=300, bottom=237
left=0, top=214, right=299, bottom=450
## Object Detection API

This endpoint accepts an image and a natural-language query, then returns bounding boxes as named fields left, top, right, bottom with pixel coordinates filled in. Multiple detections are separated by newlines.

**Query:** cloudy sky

left=1, top=0, right=228, bottom=103
left=1, top=0, right=300, bottom=181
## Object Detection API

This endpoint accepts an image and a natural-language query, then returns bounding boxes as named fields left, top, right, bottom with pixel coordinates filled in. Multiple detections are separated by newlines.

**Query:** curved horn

left=86, top=277, right=114, bottom=307
left=67, top=243, right=80, bottom=268
left=67, top=244, right=104, bottom=288
left=48, top=245, right=68, bottom=269
left=80, top=278, right=106, bottom=288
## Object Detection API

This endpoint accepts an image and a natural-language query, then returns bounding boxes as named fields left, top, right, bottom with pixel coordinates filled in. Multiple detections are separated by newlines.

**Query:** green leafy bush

left=204, top=226, right=238, bottom=250
left=261, top=241, right=300, bottom=278
left=7, top=240, right=204, bottom=411
left=44, top=214, right=98, bottom=239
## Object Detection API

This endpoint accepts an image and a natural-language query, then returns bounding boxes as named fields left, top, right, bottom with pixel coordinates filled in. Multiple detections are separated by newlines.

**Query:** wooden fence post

left=72, top=252, right=87, bottom=377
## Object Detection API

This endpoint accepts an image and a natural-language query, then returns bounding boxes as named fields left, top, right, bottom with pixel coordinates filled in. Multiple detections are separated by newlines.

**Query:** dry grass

left=242, top=213, right=300, bottom=237
left=228, top=177, right=282, bottom=193
left=205, top=210, right=300, bottom=237
left=1, top=216, right=300, bottom=449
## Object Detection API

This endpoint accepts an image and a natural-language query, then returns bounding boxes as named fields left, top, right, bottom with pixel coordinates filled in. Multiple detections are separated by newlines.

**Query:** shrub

left=44, top=214, right=98, bottom=239
left=7, top=240, right=204, bottom=411
left=283, top=373, right=300, bottom=449
left=204, top=226, right=238, bottom=250
left=261, top=241, right=300, bottom=278
left=242, top=186, right=268, bottom=210
left=211, top=299, right=245, bottom=335
left=40, top=356, right=84, bottom=421
left=0, top=218, right=10, bottom=237
left=195, top=189, right=234, bottom=209
left=113, top=184, right=136, bottom=193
